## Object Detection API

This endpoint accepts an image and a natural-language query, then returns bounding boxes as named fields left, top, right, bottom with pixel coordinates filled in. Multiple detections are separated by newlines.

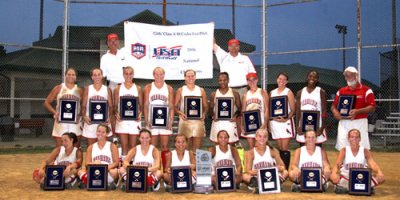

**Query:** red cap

left=228, top=39, right=240, bottom=46
left=107, top=33, right=119, bottom=41
left=246, top=72, right=258, bottom=80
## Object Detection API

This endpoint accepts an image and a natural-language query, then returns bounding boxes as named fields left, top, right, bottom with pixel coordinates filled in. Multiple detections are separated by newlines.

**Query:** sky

left=0, top=0, right=399, bottom=85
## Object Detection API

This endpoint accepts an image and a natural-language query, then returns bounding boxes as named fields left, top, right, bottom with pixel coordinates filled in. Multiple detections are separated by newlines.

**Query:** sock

left=147, top=173, right=158, bottom=186
left=280, top=150, right=291, bottom=171
left=79, top=172, right=88, bottom=185
left=161, top=150, right=170, bottom=170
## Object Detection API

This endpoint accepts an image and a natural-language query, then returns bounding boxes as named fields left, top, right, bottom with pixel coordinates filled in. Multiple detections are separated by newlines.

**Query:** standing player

left=81, top=68, right=113, bottom=146
left=242, top=129, right=288, bottom=192
left=114, top=66, right=143, bottom=161
left=289, top=130, right=331, bottom=192
left=241, top=72, right=269, bottom=149
left=175, top=69, right=208, bottom=152
left=143, top=67, right=175, bottom=169
left=209, top=72, right=241, bottom=144
left=269, top=72, right=296, bottom=171
left=100, top=33, right=125, bottom=90
left=331, top=129, right=384, bottom=194
left=44, top=68, right=82, bottom=147
left=119, top=129, right=163, bottom=191
left=78, top=124, right=120, bottom=190
left=295, top=70, right=328, bottom=145
left=331, top=66, right=376, bottom=150
left=33, top=132, right=82, bottom=189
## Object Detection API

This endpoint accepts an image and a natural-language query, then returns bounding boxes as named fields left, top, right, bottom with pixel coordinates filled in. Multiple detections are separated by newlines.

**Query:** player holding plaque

left=144, top=67, right=175, bottom=170
left=78, top=124, right=120, bottom=190
left=210, top=72, right=242, bottom=144
left=33, top=132, right=82, bottom=189
left=296, top=70, right=327, bottom=145
left=44, top=68, right=82, bottom=147
left=163, top=135, right=196, bottom=191
left=209, top=130, right=242, bottom=190
left=120, top=129, right=163, bottom=191
left=289, top=130, right=331, bottom=192
left=331, top=66, right=376, bottom=150
left=175, top=69, right=208, bottom=152
left=331, top=129, right=384, bottom=194
left=114, top=66, right=143, bottom=160
left=241, top=72, right=269, bottom=149
left=243, top=129, right=288, bottom=193
left=269, top=72, right=296, bottom=171
left=81, top=68, right=113, bottom=146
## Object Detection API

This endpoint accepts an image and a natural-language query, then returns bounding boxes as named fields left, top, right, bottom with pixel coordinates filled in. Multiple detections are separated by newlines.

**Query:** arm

left=123, top=148, right=136, bottom=168
left=85, top=145, right=93, bottom=166
left=149, top=147, right=161, bottom=173
left=43, top=85, right=62, bottom=121
left=231, top=146, right=243, bottom=174
left=81, top=86, right=90, bottom=124
left=318, top=89, right=327, bottom=136
left=271, top=148, right=287, bottom=172
left=331, top=91, right=343, bottom=120
left=143, top=84, right=151, bottom=127
left=209, top=92, right=216, bottom=120
left=164, top=151, right=172, bottom=173
left=331, top=148, right=346, bottom=183
left=200, top=88, right=209, bottom=121
left=261, top=89, right=270, bottom=129
left=321, top=149, right=332, bottom=177
left=287, top=90, right=296, bottom=120
left=241, top=92, right=247, bottom=133
left=65, top=148, right=83, bottom=176
left=295, top=90, right=302, bottom=134
left=189, top=151, right=196, bottom=171
left=213, top=44, right=228, bottom=65
left=365, top=149, right=384, bottom=183
left=167, top=85, right=175, bottom=130
left=244, top=150, right=256, bottom=176
left=233, top=90, right=242, bottom=119
left=137, top=85, right=144, bottom=121
left=113, top=85, right=121, bottom=122
left=107, top=87, right=114, bottom=124
left=39, top=147, right=61, bottom=175
left=109, top=143, right=120, bottom=170
left=174, top=88, right=186, bottom=120
left=290, top=148, right=301, bottom=173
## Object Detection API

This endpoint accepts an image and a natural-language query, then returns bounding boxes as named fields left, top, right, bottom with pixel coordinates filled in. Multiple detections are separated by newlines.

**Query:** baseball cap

left=343, top=66, right=358, bottom=75
left=107, top=33, right=119, bottom=41
left=228, top=39, right=240, bottom=46
left=246, top=72, right=258, bottom=80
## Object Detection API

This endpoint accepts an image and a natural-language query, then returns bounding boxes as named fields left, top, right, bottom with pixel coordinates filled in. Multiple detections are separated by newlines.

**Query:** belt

left=231, top=85, right=247, bottom=89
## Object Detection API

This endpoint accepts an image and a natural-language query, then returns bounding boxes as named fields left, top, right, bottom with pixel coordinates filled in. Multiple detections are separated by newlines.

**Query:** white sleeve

left=244, top=55, right=256, bottom=73
left=100, top=55, right=107, bottom=75
left=214, top=45, right=228, bottom=66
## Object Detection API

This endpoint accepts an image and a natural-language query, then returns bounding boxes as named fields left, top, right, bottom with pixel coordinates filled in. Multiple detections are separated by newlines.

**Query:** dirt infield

left=0, top=151, right=399, bottom=200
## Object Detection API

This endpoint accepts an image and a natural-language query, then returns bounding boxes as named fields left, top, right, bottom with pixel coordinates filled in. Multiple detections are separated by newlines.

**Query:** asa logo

left=152, top=45, right=182, bottom=60
left=131, top=43, right=146, bottom=59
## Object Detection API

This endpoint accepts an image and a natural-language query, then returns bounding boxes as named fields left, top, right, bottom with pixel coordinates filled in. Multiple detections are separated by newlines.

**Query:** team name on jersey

left=93, top=155, right=111, bottom=164
left=301, top=162, right=321, bottom=168
left=246, top=98, right=262, bottom=106
left=61, top=94, right=79, bottom=100
left=301, top=99, right=318, bottom=107
left=254, top=161, right=275, bottom=169
left=150, top=94, right=168, bottom=102
left=134, top=162, right=152, bottom=167
left=344, top=162, right=364, bottom=170
left=216, top=159, right=233, bottom=167
left=58, top=161, right=72, bottom=166
left=90, top=95, right=106, bottom=100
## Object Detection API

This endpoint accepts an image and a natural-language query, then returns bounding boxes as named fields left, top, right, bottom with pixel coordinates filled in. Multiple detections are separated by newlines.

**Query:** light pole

left=335, top=24, right=347, bottom=71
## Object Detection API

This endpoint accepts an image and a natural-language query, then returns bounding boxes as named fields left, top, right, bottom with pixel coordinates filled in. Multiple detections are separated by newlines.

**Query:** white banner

left=124, top=22, right=214, bottom=80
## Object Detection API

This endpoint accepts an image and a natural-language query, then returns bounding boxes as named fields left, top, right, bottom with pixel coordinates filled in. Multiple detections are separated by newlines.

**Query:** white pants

left=336, top=118, right=370, bottom=150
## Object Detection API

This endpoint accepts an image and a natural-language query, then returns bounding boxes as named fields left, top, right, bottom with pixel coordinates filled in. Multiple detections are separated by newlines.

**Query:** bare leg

left=54, top=138, right=62, bottom=147
left=151, top=135, right=159, bottom=149
left=247, top=138, right=255, bottom=149
left=192, top=137, right=202, bottom=152
left=119, top=134, right=129, bottom=155
left=128, top=135, right=137, bottom=150
left=87, top=138, right=97, bottom=146
left=160, top=135, right=170, bottom=151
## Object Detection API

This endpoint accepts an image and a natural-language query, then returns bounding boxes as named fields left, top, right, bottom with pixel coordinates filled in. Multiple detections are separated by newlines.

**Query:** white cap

left=343, top=66, right=358, bottom=75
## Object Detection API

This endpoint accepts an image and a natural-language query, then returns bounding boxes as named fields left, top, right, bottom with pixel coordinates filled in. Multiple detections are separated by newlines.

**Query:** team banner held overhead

left=124, top=22, right=214, bottom=80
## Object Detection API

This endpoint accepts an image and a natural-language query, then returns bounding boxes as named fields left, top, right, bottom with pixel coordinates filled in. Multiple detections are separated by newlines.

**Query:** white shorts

left=52, top=121, right=82, bottom=137
left=270, top=118, right=295, bottom=140
left=150, top=128, right=173, bottom=136
left=115, top=120, right=141, bottom=135
left=296, top=128, right=327, bottom=144
left=336, top=118, right=370, bottom=150
left=82, top=123, right=112, bottom=139
left=209, top=120, right=239, bottom=143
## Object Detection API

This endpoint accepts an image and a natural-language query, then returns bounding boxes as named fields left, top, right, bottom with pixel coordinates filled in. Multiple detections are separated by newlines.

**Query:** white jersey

left=270, top=87, right=295, bottom=140
left=270, top=87, right=292, bottom=113
left=92, top=141, right=113, bottom=165
left=83, top=84, right=111, bottom=138
left=252, top=146, right=276, bottom=170
left=54, top=146, right=78, bottom=166
left=149, top=82, right=169, bottom=106
left=52, top=83, right=81, bottom=137
left=298, top=146, right=323, bottom=168
left=341, top=146, right=366, bottom=174
left=213, top=145, right=236, bottom=167
left=171, top=150, right=191, bottom=167
left=180, top=85, right=202, bottom=111
left=245, top=88, right=265, bottom=123
left=115, top=83, right=141, bottom=134
left=132, top=145, right=155, bottom=167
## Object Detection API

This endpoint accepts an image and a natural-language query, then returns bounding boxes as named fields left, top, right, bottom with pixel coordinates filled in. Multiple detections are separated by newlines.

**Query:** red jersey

left=333, top=83, right=376, bottom=119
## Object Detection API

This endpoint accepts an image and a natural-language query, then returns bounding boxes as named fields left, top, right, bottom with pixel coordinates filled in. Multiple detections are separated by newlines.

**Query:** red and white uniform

left=337, top=146, right=379, bottom=189
left=55, top=146, right=78, bottom=166
left=178, top=85, right=206, bottom=138
left=52, top=83, right=81, bottom=137
left=91, top=141, right=114, bottom=182
left=333, top=83, right=376, bottom=150
left=115, top=83, right=141, bottom=135
left=269, top=88, right=295, bottom=140
left=171, top=150, right=191, bottom=167
left=132, top=145, right=155, bottom=167
left=148, top=82, right=172, bottom=136
left=252, top=146, right=276, bottom=170
left=82, top=85, right=111, bottom=138
left=210, top=88, right=239, bottom=143
left=298, top=146, right=323, bottom=168
left=242, top=88, right=265, bottom=138
left=213, top=145, right=236, bottom=167
left=296, top=86, right=327, bottom=144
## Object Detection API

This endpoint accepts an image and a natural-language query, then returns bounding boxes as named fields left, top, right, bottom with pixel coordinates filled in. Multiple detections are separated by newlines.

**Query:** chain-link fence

left=0, top=0, right=399, bottom=151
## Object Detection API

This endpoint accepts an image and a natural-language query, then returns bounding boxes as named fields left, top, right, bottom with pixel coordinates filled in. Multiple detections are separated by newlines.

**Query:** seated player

left=331, top=129, right=384, bottom=194
left=33, top=132, right=82, bottom=189
left=77, top=124, right=119, bottom=190
left=243, top=129, right=288, bottom=193
left=289, top=130, right=331, bottom=192
left=119, top=128, right=163, bottom=191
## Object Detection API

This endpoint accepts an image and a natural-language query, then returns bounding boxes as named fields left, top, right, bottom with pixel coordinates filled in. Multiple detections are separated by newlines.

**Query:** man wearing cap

left=100, top=33, right=125, bottom=90
left=331, top=66, right=376, bottom=150
left=214, top=38, right=256, bottom=99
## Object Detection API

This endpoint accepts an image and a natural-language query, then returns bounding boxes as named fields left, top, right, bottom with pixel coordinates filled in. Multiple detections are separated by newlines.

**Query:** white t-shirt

left=100, top=49, right=125, bottom=83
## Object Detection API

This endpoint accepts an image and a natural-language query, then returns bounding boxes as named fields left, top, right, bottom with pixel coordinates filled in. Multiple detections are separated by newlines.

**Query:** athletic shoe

left=78, top=181, right=86, bottom=189
left=249, top=177, right=258, bottom=188
left=164, top=183, right=172, bottom=192
left=121, top=184, right=126, bottom=192
left=334, top=185, right=348, bottom=194
left=153, top=181, right=161, bottom=191
left=108, top=182, right=117, bottom=190
left=323, top=182, right=329, bottom=192
left=291, top=183, right=301, bottom=192
left=40, top=182, right=44, bottom=190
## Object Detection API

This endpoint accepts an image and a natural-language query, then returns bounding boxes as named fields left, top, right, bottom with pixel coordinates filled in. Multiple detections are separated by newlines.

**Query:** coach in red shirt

left=331, top=66, right=376, bottom=150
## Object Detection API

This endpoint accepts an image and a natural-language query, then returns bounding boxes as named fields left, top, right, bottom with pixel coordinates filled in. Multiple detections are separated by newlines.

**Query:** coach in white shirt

left=100, top=33, right=125, bottom=90
left=214, top=38, right=256, bottom=98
